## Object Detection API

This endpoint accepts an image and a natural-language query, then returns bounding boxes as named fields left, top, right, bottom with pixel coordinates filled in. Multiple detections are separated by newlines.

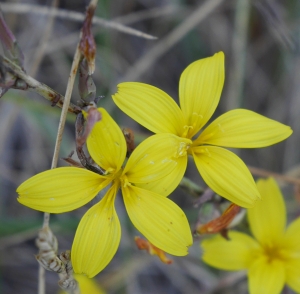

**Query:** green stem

left=179, top=177, right=204, bottom=198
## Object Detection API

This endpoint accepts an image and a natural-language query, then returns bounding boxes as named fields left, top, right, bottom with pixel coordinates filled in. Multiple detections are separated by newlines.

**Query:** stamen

left=192, top=112, right=204, bottom=127
left=173, top=140, right=192, bottom=158
left=121, top=175, right=132, bottom=188
left=104, top=167, right=115, bottom=175
left=182, top=113, right=203, bottom=138
left=192, top=112, right=203, bottom=119
left=182, top=125, right=193, bottom=138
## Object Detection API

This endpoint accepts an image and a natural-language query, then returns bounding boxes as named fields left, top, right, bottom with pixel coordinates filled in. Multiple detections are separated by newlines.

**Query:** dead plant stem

left=38, top=0, right=99, bottom=290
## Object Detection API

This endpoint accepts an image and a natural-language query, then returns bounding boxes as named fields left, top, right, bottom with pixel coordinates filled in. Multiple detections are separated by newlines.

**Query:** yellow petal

left=248, top=257, right=285, bottom=294
left=72, top=184, right=120, bottom=278
left=112, top=82, right=185, bottom=135
left=17, top=167, right=109, bottom=213
left=179, top=52, right=224, bottom=138
left=284, top=217, right=300, bottom=252
left=201, top=231, right=261, bottom=270
left=192, top=146, right=260, bottom=208
left=134, top=154, right=186, bottom=197
left=196, top=109, right=293, bottom=148
left=286, top=257, right=300, bottom=293
left=124, top=134, right=189, bottom=195
left=248, top=178, right=286, bottom=246
left=122, top=185, right=192, bottom=256
left=87, top=107, right=126, bottom=171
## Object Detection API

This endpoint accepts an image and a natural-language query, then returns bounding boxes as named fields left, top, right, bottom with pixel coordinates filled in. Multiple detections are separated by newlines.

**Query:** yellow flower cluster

left=17, top=52, right=296, bottom=290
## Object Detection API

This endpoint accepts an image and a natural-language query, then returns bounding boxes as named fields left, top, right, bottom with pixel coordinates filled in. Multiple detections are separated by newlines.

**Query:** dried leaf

left=135, top=236, right=173, bottom=264
left=76, top=107, right=101, bottom=148
left=79, top=5, right=96, bottom=75
left=195, top=204, right=241, bottom=235
left=123, top=128, right=135, bottom=156
left=78, top=58, right=96, bottom=104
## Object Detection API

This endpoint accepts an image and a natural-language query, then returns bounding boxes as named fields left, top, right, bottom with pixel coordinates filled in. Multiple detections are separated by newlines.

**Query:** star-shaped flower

left=112, top=52, right=292, bottom=207
left=17, top=108, right=192, bottom=277
left=201, top=177, right=300, bottom=294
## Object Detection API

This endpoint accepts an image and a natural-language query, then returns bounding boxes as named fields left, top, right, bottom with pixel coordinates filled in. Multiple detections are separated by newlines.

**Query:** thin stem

left=179, top=177, right=204, bottom=197
left=49, top=46, right=82, bottom=172
left=38, top=1, right=99, bottom=291
left=2, top=56, right=81, bottom=114
left=38, top=14, right=86, bottom=294
left=38, top=266, right=46, bottom=294
left=40, top=33, right=82, bottom=244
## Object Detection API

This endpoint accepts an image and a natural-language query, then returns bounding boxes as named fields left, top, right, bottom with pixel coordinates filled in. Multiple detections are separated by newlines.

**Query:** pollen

left=172, top=138, right=192, bottom=158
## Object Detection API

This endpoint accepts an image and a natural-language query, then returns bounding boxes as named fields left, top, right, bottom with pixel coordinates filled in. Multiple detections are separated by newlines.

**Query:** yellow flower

left=17, top=108, right=192, bottom=277
left=112, top=52, right=292, bottom=208
left=201, top=177, right=300, bottom=294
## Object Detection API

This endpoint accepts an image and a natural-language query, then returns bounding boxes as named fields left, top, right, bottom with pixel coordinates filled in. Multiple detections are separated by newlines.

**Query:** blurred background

left=0, top=0, right=299, bottom=293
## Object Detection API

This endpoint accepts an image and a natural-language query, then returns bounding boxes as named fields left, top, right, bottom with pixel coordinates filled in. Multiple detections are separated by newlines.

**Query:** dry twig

left=38, top=1, right=99, bottom=292
left=0, top=3, right=157, bottom=40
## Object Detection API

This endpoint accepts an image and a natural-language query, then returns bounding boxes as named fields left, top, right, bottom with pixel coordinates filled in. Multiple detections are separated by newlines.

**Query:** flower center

left=190, top=147, right=211, bottom=157
left=120, top=174, right=132, bottom=188
left=172, top=138, right=192, bottom=158
left=262, top=244, right=287, bottom=263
